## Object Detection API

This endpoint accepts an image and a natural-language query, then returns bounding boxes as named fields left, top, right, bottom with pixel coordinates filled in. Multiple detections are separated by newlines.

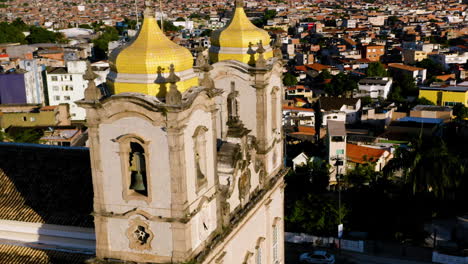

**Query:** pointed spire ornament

left=165, top=64, right=182, bottom=105
left=247, top=42, right=256, bottom=66
left=155, top=66, right=168, bottom=98
left=255, top=40, right=267, bottom=68
left=273, top=36, right=283, bottom=59
left=200, top=63, right=214, bottom=89
left=235, top=0, right=244, bottom=7
left=143, top=0, right=153, bottom=17
left=83, top=62, right=102, bottom=101
left=195, top=45, right=207, bottom=67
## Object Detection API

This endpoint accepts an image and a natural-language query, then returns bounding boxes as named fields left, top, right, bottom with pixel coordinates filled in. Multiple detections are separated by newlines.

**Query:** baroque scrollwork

left=238, top=168, right=251, bottom=201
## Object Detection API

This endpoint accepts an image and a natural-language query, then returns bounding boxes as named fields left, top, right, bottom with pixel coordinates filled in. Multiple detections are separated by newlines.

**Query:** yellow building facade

left=419, top=86, right=468, bottom=107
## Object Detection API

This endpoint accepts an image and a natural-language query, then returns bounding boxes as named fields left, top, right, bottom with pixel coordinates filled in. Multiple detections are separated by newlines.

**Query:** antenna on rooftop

left=135, top=0, right=139, bottom=30
left=159, top=0, right=164, bottom=32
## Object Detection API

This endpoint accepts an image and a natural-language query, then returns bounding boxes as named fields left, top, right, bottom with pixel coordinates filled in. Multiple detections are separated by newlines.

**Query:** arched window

left=117, top=134, right=151, bottom=202
left=272, top=217, right=282, bottom=263
left=272, top=224, right=278, bottom=262
left=193, top=126, right=208, bottom=191
left=129, top=142, right=147, bottom=196
left=271, top=86, right=280, bottom=132
left=255, top=237, right=265, bottom=264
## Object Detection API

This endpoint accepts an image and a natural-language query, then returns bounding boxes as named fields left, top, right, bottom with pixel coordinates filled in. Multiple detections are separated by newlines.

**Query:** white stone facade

left=78, top=56, right=286, bottom=264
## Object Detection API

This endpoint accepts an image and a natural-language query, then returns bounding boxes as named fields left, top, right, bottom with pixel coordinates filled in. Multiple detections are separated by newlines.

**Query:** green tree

left=11, top=18, right=29, bottom=31
left=92, top=26, right=119, bottom=60
left=157, top=20, right=183, bottom=32
left=7, top=128, right=43, bottom=143
left=324, top=72, right=358, bottom=96
left=414, top=97, right=434, bottom=106
left=287, top=193, right=348, bottom=235
left=0, top=22, right=27, bottom=44
left=366, top=62, right=388, bottom=77
left=78, top=24, right=93, bottom=29
left=346, top=162, right=380, bottom=187
left=316, top=69, right=332, bottom=83
left=453, top=104, right=468, bottom=120
left=393, top=74, right=417, bottom=97
left=415, top=59, right=444, bottom=78
left=283, top=72, right=298, bottom=86
left=385, top=138, right=463, bottom=199
left=26, top=26, right=66, bottom=44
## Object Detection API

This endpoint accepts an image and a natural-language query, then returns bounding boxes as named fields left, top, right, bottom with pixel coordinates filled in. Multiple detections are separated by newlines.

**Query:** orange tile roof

left=306, top=63, right=331, bottom=71
left=298, top=126, right=316, bottom=134
left=282, top=105, right=315, bottom=112
left=39, top=105, right=57, bottom=111
left=346, top=143, right=386, bottom=164
left=435, top=74, right=456, bottom=81
left=295, top=65, right=307, bottom=72
left=388, top=63, right=425, bottom=71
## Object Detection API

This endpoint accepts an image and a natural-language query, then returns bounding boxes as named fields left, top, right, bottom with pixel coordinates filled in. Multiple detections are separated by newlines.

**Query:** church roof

left=0, top=243, right=90, bottom=264
left=0, top=143, right=93, bottom=228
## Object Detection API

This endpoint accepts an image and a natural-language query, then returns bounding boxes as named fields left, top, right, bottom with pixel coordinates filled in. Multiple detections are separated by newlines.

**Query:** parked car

left=299, top=250, right=335, bottom=264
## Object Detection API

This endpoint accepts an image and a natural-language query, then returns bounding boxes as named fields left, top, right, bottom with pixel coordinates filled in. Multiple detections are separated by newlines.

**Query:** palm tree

left=385, top=137, right=463, bottom=199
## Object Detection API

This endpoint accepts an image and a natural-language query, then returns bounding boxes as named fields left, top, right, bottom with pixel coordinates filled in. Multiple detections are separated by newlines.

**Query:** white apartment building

left=46, top=60, right=104, bottom=120
left=356, top=77, right=393, bottom=99
left=430, top=52, right=468, bottom=70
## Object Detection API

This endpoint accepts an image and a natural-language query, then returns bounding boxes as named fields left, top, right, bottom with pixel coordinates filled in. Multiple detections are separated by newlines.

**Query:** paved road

left=285, top=243, right=433, bottom=264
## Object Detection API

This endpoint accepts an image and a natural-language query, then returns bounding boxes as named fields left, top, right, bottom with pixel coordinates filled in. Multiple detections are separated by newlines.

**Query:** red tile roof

left=346, top=143, right=386, bottom=164
left=306, top=63, right=331, bottom=71
left=282, top=105, right=315, bottom=112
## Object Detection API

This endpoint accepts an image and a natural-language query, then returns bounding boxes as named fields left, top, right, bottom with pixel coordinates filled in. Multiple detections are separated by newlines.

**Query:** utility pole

left=333, top=156, right=343, bottom=252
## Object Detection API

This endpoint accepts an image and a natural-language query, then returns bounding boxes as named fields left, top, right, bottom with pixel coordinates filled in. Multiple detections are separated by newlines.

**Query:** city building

left=419, top=86, right=468, bottom=107
left=356, top=77, right=393, bottom=99
left=362, top=45, right=385, bottom=62
left=0, top=104, right=70, bottom=129
left=402, top=49, right=428, bottom=64
left=46, top=60, right=102, bottom=120
left=327, top=120, right=347, bottom=184
left=388, top=63, right=427, bottom=84
left=346, top=143, right=392, bottom=172
left=0, top=69, right=43, bottom=105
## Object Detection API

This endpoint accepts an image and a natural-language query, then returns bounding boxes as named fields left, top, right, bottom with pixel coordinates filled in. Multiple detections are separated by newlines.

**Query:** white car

left=299, top=250, right=335, bottom=264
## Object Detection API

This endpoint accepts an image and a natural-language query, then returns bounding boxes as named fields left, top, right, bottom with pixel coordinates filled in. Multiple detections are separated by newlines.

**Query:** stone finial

left=165, top=64, right=182, bottom=105
left=144, top=0, right=154, bottom=17
left=273, top=36, right=283, bottom=59
left=195, top=47, right=207, bottom=67
left=235, top=0, right=244, bottom=7
left=247, top=42, right=256, bottom=66
left=155, top=66, right=168, bottom=98
left=83, top=62, right=102, bottom=101
left=255, top=41, right=267, bottom=68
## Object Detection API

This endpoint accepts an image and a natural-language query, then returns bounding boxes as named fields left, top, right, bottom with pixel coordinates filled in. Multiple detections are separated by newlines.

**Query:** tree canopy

left=366, top=62, right=388, bottom=77
left=283, top=72, right=298, bottom=86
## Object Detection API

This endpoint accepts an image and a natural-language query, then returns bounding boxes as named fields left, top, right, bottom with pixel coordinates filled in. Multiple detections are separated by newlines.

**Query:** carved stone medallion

left=126, top=218, right=154, bottom=251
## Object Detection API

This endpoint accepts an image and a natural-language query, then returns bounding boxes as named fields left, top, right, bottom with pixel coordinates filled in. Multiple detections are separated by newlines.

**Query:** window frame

left=117, top=134, right=152, bottom=203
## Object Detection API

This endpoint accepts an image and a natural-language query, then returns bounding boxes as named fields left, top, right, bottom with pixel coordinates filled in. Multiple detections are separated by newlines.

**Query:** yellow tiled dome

left=209, top=0, right=273, bottom=64
left=110, top=15, right=193, bottom=74
left=107, top=8, right=198, bottom=96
